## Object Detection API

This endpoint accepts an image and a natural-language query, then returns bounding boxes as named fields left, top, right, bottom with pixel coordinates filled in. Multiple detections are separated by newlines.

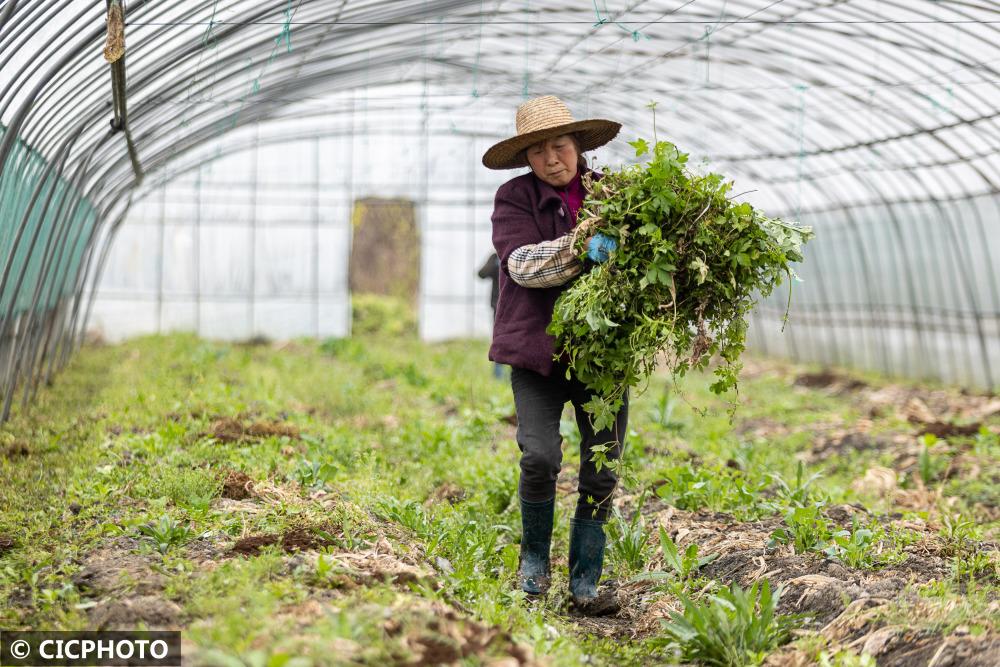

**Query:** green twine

left=275, top=0, right=294, bottom=53
left=471, top=0, right=485, bottom=97
left=865, top=87, right=879, bottom=178
left=794, top=83, right=808, bottom=222
left=592, top=0, right=649, bottom=41
left=930, top=11, right=960, bottom=117
left=704, top=26, right=711, bottom=82
left=202, top=0, right=220, bottom=48
left=702, top=0, right=727, bottom=83
left=921, top=87, right=953, bottom=115
left=592, top=0, right=608, bottom=27
left=228, top=1, right=300, bottom=131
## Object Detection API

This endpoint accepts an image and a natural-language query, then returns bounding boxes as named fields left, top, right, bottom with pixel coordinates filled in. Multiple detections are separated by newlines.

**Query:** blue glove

left=587, top=233, right=618, bottom=263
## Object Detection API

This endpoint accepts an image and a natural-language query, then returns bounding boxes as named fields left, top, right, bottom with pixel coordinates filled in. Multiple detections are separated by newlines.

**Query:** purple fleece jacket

left=489, top=167, right=599, bottom=376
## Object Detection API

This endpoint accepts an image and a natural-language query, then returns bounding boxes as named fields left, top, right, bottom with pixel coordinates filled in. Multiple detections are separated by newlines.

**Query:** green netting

left=0, top=124, right=98, bottom=317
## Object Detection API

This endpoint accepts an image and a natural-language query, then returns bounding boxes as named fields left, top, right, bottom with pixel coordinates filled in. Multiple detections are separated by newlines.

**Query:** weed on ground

left=0, top=334, right=996, bottom=665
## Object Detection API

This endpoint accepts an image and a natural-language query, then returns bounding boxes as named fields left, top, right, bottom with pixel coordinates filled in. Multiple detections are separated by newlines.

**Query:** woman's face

left=526, top=134, right=578, bottom=188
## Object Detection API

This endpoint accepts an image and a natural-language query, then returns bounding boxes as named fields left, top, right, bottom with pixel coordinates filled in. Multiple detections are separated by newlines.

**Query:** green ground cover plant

left=656, top=527, right=718, bottom=583
left=0, top=333, right=996, bottom=666
left=652, top=461, right=771, bottom=519
left=137, top=514, right=198, bottom=554
left=607, top=504, right=652, bottom=575
left=656, top=580, right=800, bottom=666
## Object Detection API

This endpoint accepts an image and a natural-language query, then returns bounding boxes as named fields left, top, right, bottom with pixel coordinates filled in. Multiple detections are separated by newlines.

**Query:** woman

left=482, top=95, right=627, bottom=613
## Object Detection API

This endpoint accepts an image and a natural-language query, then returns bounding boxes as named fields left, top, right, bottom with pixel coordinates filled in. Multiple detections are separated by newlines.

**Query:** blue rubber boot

left=518, top=496, right=555, bottom=595
left=568, top=517, right=606, bottom=604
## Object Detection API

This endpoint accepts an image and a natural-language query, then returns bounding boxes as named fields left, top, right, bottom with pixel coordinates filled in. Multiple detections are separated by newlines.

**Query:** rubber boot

left=568, top=517, right=609, bottom=610
left=518, top=496, right=555, bottom=595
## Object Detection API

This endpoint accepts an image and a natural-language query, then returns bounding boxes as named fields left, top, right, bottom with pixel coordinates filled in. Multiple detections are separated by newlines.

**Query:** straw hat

left=482, top=96, right=621, bottom=170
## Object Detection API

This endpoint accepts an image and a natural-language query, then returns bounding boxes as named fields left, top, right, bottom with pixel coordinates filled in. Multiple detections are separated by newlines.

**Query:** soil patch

left=0, top=534, right=15, bottom=555
left=571, top=577, right=668, bottom=640
left=804, top=426, right=986, bottom=493
left=166, top=407, right=205, bottom=421
left=571, top=502, right=967, bottom=644
left=220, top=468, right=254, bottom=499
left=1, top=440, right=30, bottom=458
left=282, top=526, right=337, bottom=551
left=767, top=604, right=1000, bottom=667
left=88, top=595, right=183, bottom=630
left=556, top=469, right=581, bottom=496
left=229, top=534, right=280, bottom=555
left=659, top=507, right=952, bottom=626
left=864, top=386, right=1000, bottom=427
left=69, top=537, right=184, bottom=631
left=426, top=482, right=466, bottom=506
left=499, top=412, right=518, bottom=426
left=229, top=523, right=340, bottom=556
left=284, top=537, right=437, bottom=590
left=877, top=631, right=1000, bottom=667
left=206, top=417, right=300, bottom=443
left=806, top=428, right=905, bottom=464
left=794, top=370, right=869, bottom=393
left=182, top=534, right=233, bottom=566
left=913, top=420, right=983, bottom=439
left=385, top=599, right=541, bottom=666
left=733, top=416, right=793, bottom=439
left=71, top=537, right=164, bottom=596
left=571, top=613, right=637, bottom=641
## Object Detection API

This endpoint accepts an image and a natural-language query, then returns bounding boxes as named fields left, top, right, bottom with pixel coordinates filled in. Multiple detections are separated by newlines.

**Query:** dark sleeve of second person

left=477, top=253, right=499, bottom=280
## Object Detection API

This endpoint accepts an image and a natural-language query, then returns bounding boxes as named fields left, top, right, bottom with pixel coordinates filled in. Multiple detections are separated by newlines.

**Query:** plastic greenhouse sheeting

left=2, top=0, right=1000, bottom=421
left=0, top=125, right=98, bottom=317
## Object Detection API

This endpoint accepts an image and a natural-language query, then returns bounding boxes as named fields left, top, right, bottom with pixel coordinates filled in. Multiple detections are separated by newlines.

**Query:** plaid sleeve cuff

left=508, top=234, right=583, bottom=288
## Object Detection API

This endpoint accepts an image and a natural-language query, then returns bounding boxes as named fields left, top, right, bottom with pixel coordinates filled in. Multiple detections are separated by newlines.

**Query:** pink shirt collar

left=554, top=169, right=585, bottom=222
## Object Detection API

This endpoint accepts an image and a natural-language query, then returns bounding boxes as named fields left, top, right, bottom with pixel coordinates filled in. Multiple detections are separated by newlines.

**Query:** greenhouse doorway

left=348, top=197, right=420, bottom=337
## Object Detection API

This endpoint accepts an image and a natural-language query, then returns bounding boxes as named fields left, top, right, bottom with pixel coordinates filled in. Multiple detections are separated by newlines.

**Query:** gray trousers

left=511, top=362, right=629, bottom=521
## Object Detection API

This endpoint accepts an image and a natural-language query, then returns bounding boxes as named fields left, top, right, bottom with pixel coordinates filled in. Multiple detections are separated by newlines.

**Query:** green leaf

left=629, top=138, right=649, bottom=156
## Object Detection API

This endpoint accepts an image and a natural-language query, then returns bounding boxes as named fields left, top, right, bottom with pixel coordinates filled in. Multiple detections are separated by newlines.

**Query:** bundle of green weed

left=548, top=139, right=814, bottom=430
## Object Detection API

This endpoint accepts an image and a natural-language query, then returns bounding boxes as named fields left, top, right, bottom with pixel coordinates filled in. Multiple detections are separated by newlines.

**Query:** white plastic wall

left=89, top=138, right=352, bottom=342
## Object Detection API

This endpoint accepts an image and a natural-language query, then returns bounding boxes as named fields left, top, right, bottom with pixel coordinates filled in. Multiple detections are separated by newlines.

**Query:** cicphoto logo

left=0, top=631, right=181, bottom=666
left=39, top=638, right=168, bottom=660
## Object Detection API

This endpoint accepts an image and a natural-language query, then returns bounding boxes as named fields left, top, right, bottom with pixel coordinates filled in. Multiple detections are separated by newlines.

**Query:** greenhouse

left=1, top=1, right=998, bottom=665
